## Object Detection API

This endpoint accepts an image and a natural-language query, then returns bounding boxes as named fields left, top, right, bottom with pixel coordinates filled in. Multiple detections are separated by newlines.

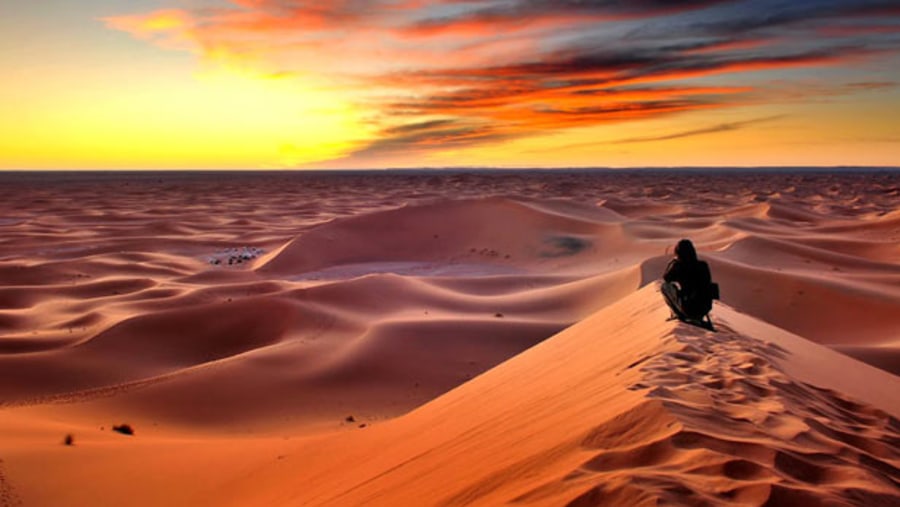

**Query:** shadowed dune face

left=0, top=170, right=898, bottom=432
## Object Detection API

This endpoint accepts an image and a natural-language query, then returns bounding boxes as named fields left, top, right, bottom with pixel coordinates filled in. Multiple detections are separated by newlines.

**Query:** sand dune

left=0, top=170, right=898, bottom=505
left=258, top=197, right=627, bottom=276
left=3, top=285, right=898, bottom=506
left=249, top=285, right=899, bottom=507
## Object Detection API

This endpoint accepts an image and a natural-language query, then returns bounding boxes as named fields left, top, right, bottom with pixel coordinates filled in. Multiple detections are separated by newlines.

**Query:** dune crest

left=261, top=285, right=900, bottom=507
left=3, top=284, right=898, bottom=506
left=257, top=197, right=621, bottom=277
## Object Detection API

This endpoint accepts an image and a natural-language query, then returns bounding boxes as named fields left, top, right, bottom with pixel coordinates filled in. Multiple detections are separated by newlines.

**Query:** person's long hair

left=675, top=239, right=697, bottom=263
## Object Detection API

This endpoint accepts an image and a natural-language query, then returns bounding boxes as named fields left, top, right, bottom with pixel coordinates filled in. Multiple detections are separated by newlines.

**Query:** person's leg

left=661, top=282, right=683, bottom=318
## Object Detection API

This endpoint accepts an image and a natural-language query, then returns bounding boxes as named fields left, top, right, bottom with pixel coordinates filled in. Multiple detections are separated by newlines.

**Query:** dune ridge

left=227, top=285, right=900, bottom=507
left=5, top=285, right=897, bottom=506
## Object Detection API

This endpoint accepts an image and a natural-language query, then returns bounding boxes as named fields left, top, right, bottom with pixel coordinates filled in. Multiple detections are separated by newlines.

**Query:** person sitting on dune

left=661, top=239, right=718, bottom=328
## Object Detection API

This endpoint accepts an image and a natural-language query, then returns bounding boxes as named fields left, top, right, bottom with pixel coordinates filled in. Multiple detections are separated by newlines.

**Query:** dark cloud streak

left=405, top=0, right=733, bottom=36
left=615, top=114, right=786, bottom=144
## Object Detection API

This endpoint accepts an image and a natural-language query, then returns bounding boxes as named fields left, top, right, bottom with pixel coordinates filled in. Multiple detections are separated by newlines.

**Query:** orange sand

left=0, top=170, right=898, bottom=506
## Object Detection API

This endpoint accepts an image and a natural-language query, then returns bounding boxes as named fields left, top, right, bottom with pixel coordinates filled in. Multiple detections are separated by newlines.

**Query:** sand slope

left=3, top=285, right=898, bottom=506
left=235, top=284, right=900, bottom=507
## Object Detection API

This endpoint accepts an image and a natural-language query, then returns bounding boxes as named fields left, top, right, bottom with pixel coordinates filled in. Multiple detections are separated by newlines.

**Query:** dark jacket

left=664, top=258, right=713, bottom=318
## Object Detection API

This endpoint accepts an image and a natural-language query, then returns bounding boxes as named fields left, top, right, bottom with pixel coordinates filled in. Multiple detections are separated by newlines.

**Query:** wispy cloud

left=102, top=0, right=900, bottom=165
left=615, top=115, right=786, bottom=144
left=526, top=114, right=787, bottom=154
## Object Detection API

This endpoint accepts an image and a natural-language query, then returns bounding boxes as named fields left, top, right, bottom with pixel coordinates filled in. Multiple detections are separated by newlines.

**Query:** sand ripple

left=552, top=325, right=900, bottom=506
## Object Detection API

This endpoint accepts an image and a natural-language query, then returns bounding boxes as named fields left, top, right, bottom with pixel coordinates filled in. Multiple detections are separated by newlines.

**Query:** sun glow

left=187, top=68, right=373, bottom=167
left=0, top=65, right=371, bottom=169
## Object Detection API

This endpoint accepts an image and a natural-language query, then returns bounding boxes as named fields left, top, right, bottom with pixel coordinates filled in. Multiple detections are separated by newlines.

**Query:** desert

left=0, top=169, right=898, bottom=506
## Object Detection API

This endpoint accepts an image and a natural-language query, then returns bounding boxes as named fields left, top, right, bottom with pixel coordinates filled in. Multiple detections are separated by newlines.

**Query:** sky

left=1, top=0, right=899, bottom=169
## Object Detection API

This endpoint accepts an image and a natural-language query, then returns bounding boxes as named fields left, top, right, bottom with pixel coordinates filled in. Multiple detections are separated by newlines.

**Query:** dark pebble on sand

left=112, top=424, right=134, bottom=436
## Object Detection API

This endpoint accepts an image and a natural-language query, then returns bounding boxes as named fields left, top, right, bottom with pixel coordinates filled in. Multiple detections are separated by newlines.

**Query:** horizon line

left=1, top=165, right=899, bottom=173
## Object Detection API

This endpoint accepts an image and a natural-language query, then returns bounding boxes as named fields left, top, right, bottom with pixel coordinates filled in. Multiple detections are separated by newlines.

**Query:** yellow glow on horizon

left=0, top=66, right=373, bottom=169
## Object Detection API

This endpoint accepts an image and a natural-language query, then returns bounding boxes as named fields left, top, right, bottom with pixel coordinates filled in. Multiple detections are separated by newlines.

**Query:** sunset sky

left=2, top=0, right=899, bottom=169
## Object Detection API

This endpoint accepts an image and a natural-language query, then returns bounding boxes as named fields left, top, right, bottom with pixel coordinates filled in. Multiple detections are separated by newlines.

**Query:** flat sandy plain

left=0, top=169, right=898, bottom=506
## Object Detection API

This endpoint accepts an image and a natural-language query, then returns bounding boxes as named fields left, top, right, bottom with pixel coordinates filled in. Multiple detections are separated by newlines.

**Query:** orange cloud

left=103, top=9, right=198, bottom=52
left=101, top=0, right=900, bottom=166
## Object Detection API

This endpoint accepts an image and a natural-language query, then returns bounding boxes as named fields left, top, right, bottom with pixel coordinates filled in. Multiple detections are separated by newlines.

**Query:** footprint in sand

left=0, top=459, right=24, bottom=507
left=523, top=325, right=900, bottom=507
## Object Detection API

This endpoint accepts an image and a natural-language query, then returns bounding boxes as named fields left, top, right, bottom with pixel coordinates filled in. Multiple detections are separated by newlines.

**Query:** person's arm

left=663, top=259, right=679, bottom=283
